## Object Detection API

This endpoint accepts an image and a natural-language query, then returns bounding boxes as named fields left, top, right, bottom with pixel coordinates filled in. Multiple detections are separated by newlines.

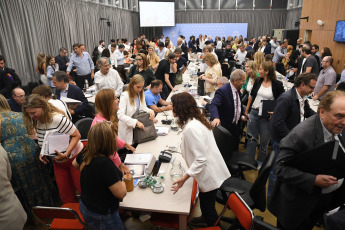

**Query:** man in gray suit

left=268, top=90, right=345, bottom=230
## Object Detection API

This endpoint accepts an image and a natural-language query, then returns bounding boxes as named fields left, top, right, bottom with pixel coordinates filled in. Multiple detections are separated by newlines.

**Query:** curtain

left=285, top=8, right=302, bottom=30
left=175, top=10, right=288, bottom=39
left=0, top=0, right=139, bottom=85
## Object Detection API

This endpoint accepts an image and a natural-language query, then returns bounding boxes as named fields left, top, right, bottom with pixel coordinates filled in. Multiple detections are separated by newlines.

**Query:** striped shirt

left=36, top=114, right=75, bottom=148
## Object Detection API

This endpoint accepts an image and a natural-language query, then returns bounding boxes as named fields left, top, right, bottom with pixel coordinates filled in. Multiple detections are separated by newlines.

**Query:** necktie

left=235, top=91, right=240, bottom=124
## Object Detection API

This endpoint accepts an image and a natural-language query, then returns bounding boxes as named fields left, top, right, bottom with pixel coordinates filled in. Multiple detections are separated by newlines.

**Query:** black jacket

left=269, top=86, right=316, bottom=142
left=0, top=67, right=21, bottom=90
left=249, top=77, right=285, bottom=109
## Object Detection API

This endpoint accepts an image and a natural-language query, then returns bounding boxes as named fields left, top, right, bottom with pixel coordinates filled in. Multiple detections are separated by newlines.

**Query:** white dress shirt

left=110, top=50, right=118, bottom=67
left=115, top=49, right=125, bottom=65
left=94, top=68, right=124, bottom=97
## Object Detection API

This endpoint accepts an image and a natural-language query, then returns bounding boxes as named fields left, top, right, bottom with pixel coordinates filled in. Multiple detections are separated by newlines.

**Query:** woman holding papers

left=170, top=92, right=231, bottom=227
left=118, top=75, right=154, bottom=144
left=91, top=88, right=133, bottom=175
left=75, top=122, right=127, bottom=230
left=244, top=61, right=284, bottom=165
left=0, top=95, right=55, bottom=219
left=22, top=94, right=83, bottom=203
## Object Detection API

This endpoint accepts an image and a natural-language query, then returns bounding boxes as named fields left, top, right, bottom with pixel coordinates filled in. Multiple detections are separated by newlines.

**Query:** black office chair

left=217, top=150, right=276, bottom=213
left=213, top=126, right=257, bottom=179
left=75, top=117, right=93, bottom=140
left=253, top=216, right=281, bottom=230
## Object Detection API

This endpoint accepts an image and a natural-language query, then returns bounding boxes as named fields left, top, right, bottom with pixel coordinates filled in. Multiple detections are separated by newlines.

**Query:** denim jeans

left=268, top=140, right=280, bottom=197
left=79, top=200, right=124, bottom=230
left=245, top=109, right=271, bottom=165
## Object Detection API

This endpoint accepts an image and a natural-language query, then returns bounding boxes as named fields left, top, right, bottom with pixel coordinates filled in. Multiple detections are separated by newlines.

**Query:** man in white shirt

left=109, top=44, right=117, bottom=67
left=270, top=37, right=279, bottom=54
left=123, top=38, right=131, bottom=51
left=159, top=35, right=165, bottom=43
left=156, top=42, right=168, bottom=60
left=98, top=40, right=105, bottom=54
left=94, top=57, right=124, bottom=97
left=115, top=44, right=125, bottom=66
left=107, top=39, right=116, bottom=50
left=234, top=45, right=247, bottom=68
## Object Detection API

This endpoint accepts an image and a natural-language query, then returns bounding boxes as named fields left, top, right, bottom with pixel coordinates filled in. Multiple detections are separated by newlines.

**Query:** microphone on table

left=152, top=101, right=172, bottom=125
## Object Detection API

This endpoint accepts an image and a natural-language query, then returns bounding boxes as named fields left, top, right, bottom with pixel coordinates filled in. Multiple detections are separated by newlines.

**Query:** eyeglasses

left=136, top=58, right=143, bottom=61
left=307, top=84, right=315, bottom=90
left=14, top=95, right=25, bottom=98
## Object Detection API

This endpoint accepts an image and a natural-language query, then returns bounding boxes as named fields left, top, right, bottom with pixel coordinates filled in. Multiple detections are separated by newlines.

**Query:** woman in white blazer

left=118, top=74, right=154, bottom=144
left=170, top=92, right=230, bottom=227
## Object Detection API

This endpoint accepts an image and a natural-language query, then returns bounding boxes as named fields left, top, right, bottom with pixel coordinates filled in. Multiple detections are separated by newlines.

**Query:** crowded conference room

left=1, top=0, right=345, bottom=229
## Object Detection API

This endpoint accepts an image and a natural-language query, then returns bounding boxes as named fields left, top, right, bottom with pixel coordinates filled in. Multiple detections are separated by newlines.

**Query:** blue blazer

left=209, top=83, right=238, bottom=134
left=55, top=84, right=90, bottom=117
left=269, top=86, right=316, bottom=142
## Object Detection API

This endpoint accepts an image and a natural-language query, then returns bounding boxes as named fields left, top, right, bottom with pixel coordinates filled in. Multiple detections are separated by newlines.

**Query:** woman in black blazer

left=244, top=61, right=284, bottom=165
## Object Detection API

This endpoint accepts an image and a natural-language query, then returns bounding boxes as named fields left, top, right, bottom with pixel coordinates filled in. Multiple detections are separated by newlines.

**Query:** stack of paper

left=42, top=132, right=70, bottom=156
left=155, top=126, right=170, bottom=136
left=124, top=153, right=156, bottom=178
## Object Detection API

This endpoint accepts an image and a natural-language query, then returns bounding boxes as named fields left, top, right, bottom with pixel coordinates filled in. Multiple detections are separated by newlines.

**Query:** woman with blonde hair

left=35, top=52, right=46, bottom=84
left=199, top=53, right=222, bottom=98
left=118, top=75, right=155, bottom=144
left=0, top=94, right=55, bottom=219
left=22, top=94, right=83, bottom=203
left=147, top=46, right=160, bottom=71
left=282, top=45, right=293, bottom=70
left=254, top=51, right=265, bottom=71
left=74, top=122, right=127, bottom=230
left=127, top=53, right=155, bottom=88
left=241, top=60, right=259, bottom=95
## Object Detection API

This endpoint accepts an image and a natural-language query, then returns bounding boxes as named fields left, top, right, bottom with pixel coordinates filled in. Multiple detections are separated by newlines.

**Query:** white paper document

left=124, top=153, right=153, bottom=165
left=322, top=178, right=344, bottom=194
left=155, top=126, right=170, bottom=136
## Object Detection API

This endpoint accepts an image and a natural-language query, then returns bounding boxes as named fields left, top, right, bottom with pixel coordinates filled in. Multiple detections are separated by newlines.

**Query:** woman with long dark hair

left=244, top=61, right=284, bottom=165
left=170, top=92, right=230, bottom=227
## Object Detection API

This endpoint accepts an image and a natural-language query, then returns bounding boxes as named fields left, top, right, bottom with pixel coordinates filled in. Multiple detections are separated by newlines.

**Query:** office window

left=238, top=0, right=253, bottom=9
left=220, top=0, right=236, bottom=9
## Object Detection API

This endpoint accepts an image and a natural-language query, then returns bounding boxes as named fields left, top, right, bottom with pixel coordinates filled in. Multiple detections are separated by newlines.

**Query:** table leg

left=179, top=214, right=188, bottom=230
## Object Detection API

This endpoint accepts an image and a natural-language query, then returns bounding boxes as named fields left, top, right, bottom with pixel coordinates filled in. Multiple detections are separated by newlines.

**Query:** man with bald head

left=313, top=56, right=336, bottom=101
left=94, top=57, right=124, bottom=97
left=8, top=87, right=25, bottom=112
left=176, top=37, right=188, bottom=60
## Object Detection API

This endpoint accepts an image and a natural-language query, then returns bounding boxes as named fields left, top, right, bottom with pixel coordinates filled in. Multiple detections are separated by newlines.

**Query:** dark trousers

left=278, top=187, right=345, bottom=230
left=199, top=189, right=218, bottom=227
left=75, top=74, right=93, bottom=90
left=160, top=84, right=170, bottom=100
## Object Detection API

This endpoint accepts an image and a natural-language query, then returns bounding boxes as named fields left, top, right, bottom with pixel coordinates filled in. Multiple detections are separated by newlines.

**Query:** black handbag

left=132, top=111, right=158, bottom=144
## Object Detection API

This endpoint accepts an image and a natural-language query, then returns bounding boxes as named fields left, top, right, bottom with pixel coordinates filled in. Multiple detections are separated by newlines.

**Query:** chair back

left=75, top=117, right=93, bottom=140
left=249, top=151, right=276, bottom=212
left=227, top=192, right=254, bottom=230
left=212, top=125, right=234, bottom=166
left=253, top=217, right=281, bottom=230
left=87, top=102, right=97, bottom=117
left=32, top=206, right=86, bottom=226
left=188, top=179, right=199, bottom=221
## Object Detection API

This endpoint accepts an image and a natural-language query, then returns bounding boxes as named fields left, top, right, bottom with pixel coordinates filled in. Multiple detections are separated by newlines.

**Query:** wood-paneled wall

left=299, top=0, right=345, bottom=73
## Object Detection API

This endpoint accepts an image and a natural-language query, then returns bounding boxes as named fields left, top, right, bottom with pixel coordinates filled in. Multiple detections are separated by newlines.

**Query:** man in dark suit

left=55, top=47, right=70, bottom=72
left=176, top=37, right=188, bottom=61
left=0, top=55, right=21, bottom=97
left=268, top=90, right=345, bottom=230
left=268, top=73, right=317, bottom=195
left=209, top=69, right=245, bottom=150
left=53, top=71, right=91, bottom=123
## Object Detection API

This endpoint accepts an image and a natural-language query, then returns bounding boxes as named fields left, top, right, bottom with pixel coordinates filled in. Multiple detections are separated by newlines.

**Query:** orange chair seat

left=50, top=203, right=85, bottom=230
